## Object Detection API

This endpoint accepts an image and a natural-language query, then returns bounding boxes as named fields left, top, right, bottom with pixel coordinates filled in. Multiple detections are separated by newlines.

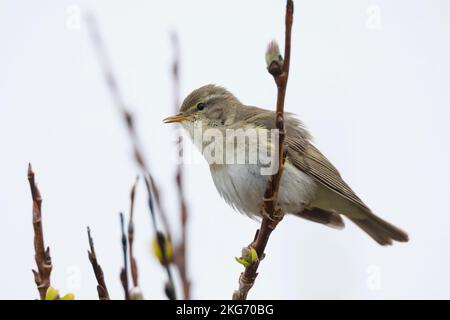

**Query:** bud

left=152, top=232, right=173, bottom=265
left=265, top=40, right=283, bottom=76
left=235, top=246, right=258, bottom=267
left=60, top=293, right=75, bottom=300
left=45, top=287, right=60, bottom=300
left=45, top=287, right=75, bottom=300
left=130, top=287, right=144, bottom=300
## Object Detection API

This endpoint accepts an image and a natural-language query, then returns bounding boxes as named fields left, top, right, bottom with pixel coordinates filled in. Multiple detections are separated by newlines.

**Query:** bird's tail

left=348, top=211, right=409, bottom=246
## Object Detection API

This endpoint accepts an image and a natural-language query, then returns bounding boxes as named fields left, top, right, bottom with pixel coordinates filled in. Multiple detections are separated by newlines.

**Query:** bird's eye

left=196, top=103, right=205, bottom=111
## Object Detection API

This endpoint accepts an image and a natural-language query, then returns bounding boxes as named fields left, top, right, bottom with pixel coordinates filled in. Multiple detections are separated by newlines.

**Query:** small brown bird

left=164, top=84, right=409, bottom=245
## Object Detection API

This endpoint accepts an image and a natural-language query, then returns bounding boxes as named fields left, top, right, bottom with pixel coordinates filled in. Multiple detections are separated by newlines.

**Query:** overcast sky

left=1, top=0, right=450, bottom=299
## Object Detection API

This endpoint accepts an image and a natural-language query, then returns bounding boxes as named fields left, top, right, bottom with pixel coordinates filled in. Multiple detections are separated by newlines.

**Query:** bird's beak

left=163, top=113, right=190, bottom=124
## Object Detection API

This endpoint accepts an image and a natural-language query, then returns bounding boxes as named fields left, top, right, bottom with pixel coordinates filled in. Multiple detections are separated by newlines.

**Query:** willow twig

left=86, top=14, right=178, bottom=299
left=144, top=175, right=177, bottom=300
left=87, top=226, right=110, bottom=300
left=171, top=32, right=191, bottom=300
left=128, top=176, right=139, bottom=288
left=233, top=0, right=294, bottom=300
left=27, top=163, right=53, bottom=300
left=119, top=213, right=130, bottom=300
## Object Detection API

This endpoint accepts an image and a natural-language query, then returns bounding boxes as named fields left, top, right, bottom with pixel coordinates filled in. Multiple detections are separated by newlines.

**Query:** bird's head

left=163, top=84, right=241, bottom=130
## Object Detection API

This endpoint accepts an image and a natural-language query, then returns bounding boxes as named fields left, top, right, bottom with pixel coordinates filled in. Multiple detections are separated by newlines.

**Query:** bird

left=163, top=84, right=409, bottom=245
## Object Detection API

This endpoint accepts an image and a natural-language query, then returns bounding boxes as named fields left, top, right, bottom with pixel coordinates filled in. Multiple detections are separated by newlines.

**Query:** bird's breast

left=210, top=161, right=317, bottom=218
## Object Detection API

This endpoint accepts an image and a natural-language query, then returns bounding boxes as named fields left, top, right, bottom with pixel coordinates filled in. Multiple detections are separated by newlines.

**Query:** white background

left=1, top=0, right=450, bottom=299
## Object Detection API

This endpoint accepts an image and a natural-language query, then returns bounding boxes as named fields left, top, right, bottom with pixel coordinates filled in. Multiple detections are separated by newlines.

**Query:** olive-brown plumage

left=164, top=84, right=409, bottom=245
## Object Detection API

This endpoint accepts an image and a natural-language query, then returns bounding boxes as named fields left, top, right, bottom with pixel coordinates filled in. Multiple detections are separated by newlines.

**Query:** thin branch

left=87, top=226, right=110, bottom=300
left=119, top=212, right=130, bottom=300
left=144, top=175, right=177, bottom=300
left=171, top=32, right=191, bottom=300
left=148, top=175, right=172, bottom=241
left=85, top=14, right=147, bottom=174
left=233, top=0, right=294, bottom=300
left=128, top=176, right=139, bottom=288
left=86, top=14, right=178, bottom=299
left=27, top=163, right=52, bottom=300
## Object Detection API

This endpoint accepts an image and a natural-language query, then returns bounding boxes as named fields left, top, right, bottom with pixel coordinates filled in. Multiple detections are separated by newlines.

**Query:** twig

left=27, top=163, right=53, bottom=300
left=144, top=175, right=177, bottom=300
left=87, top=226, right=110, bottom=300
left=85, top=14, right=147, bottom=174
left=128, top=176, right=139, bottom=288
left=86, top=14, right=178, bottom=299
left=171, top=32, right=191, bottom=300
left=148, top=175, right=172, bottom=241
left=232, top=0, right=294, bottom=300
left=119, top=212, right=130, bottom=300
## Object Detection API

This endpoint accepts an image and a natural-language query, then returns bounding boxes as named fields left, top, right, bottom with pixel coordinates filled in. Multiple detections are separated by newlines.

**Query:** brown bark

left=87, top=226, right=110, bottom=300
left=233, top=0, right=294, bottom=300
left=27, top=163, right=53, bottom=300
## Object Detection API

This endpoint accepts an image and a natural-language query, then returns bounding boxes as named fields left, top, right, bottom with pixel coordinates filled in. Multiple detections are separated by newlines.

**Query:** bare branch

left=233, top=0, right=294, bottom=300
left=148, top=175, right=172, bottom=241
left=128, top=176, right=139, bottom=288
left=86, top=14, right=178, bottom=299
left=171, top=32, right=191, bottom=300
left=119, top=212, right=130, bottom=300
left=144, top=175, right=177, bottom=300
left=87, top=226, right=110, bottom=300
left=27, top=163, right=52, bottom=300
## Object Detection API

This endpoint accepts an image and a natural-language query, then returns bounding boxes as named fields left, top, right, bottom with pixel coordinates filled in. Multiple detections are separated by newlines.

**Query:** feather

left=295, top=207, right=345, bottom=230
left=238, top=106, right=409, bottom=245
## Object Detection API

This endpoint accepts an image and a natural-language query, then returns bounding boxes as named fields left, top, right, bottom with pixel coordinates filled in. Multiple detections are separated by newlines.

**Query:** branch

left=171, top=32, right=191, bottom=300
left=87, top=226, right=110, bottom=300
left=232, top=0, right=294, bottom=300
left=144, top=175, right=177, bottom=300
left=119, top=212, right=130, bottom=300
left=148, top=175, right=172, bottom=241
left=128, top=176, right=139, bottom=288
left=27, top=163, right=53, bottom=300
left=86, top=14, right=178, bottom=299
left=85, top=14, right=148, bottom=175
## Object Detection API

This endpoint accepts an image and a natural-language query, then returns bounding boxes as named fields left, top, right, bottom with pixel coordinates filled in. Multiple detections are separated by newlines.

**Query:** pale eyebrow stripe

left=207, top=94, right=224, bottom=100
left=205, top=94, right=226, bottom=104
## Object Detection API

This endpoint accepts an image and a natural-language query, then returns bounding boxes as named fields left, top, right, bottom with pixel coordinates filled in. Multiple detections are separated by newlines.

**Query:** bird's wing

left=285, top=125, right=371, bottom=213
left=241, top=107, right=370, bottom=212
